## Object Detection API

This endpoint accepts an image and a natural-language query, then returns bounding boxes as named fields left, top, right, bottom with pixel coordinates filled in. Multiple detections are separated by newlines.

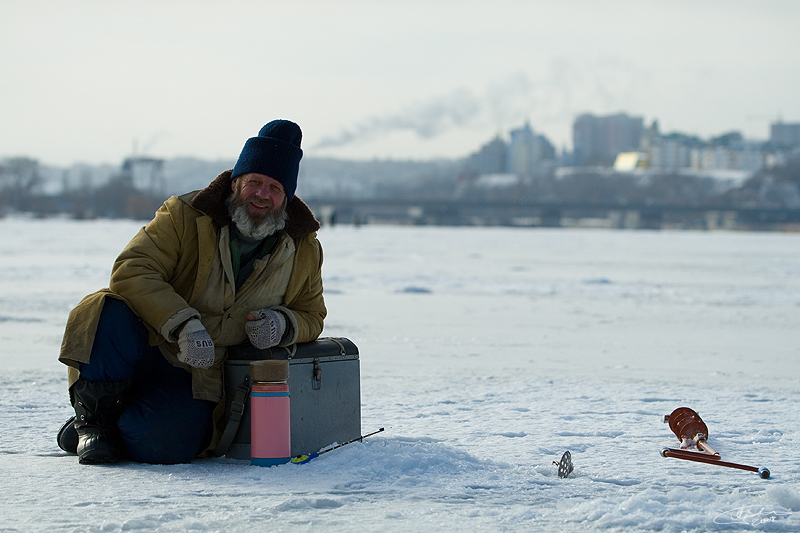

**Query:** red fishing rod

left=661, top=448, right=770, bottom=478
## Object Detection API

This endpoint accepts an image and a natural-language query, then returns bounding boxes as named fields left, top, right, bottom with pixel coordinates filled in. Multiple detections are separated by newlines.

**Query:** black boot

left=57, top=416, right=78, bottom=455
left=71, top=378, right=131, bottom=465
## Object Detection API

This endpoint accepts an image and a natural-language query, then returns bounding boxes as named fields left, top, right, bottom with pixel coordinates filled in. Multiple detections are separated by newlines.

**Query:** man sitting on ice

left=57, top=120, right=326, bottom=464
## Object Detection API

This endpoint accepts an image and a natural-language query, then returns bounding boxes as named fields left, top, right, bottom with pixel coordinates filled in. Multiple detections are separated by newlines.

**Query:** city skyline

left=2, top=1, right=799, bottom=167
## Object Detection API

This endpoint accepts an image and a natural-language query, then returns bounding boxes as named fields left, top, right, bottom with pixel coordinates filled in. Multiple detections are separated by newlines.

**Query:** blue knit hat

left=231, top=120, right=303, bottom=201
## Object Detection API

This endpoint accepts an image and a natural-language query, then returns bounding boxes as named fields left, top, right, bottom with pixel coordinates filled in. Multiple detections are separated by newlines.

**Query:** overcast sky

left=2, top=0, right=798, bottom=167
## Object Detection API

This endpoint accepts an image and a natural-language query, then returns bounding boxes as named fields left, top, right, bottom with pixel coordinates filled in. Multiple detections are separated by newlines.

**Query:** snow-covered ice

left=1, top=217, right=799, bottom=532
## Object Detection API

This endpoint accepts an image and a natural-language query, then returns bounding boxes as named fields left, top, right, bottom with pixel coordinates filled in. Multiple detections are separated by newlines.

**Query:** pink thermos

left=249, top=360, right=291, bottom=466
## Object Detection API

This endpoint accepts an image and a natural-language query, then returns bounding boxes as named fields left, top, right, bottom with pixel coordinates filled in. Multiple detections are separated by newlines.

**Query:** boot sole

left=77, top=432, right=125, bottom=465
left=78, top=453, right=122, bottom=465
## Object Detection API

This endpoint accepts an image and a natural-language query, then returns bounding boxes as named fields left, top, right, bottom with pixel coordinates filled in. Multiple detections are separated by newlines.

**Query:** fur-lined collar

left=190, top=170, right=320, bottom=240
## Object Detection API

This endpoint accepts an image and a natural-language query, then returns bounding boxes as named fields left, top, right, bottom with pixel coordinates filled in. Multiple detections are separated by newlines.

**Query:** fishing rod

left=291, top=427, right=385, bottom=464
left=661, top=448, right=770, bottom=479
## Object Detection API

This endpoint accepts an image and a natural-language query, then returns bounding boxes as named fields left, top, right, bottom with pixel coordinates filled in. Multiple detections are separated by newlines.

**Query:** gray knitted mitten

left=245, top=309, right=287, bottom=349
left=177, top=319, right=215, bottom=368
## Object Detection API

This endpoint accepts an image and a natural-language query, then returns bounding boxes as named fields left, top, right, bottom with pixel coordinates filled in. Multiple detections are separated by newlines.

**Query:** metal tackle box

left=222, top=337, right=361, bottom=459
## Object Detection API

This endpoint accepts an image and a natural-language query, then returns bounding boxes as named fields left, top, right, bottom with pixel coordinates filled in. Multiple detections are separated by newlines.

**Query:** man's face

left=231, top=173, right=286, bottom=222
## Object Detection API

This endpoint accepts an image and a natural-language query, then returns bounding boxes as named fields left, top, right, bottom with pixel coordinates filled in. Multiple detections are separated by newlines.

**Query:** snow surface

left=1, top=217, right=799, bottom=532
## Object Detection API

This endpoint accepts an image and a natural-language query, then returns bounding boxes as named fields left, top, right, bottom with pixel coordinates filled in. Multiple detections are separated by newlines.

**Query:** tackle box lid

left=226, top=337, right=359, bottom=362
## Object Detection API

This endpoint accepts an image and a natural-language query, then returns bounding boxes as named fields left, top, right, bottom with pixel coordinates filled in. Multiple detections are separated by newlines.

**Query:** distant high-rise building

left=467, top=134, right=507, bottom=175
left=573, top=113, right=644, bottom=166
left=507, top=122, right=555, bottom=176
left=770, top=121, right=800, bottom=148
left=507, top=123, right=536, bottom=176
left=464, top=124, right=555, bottom=177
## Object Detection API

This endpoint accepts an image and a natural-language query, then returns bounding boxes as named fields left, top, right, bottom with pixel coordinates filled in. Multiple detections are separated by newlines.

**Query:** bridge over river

left=305, top=198, right=800, bottom=231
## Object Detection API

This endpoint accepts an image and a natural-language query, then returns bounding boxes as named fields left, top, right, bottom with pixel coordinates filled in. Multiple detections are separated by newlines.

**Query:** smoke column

left=313, top=62, right=650, bottom=150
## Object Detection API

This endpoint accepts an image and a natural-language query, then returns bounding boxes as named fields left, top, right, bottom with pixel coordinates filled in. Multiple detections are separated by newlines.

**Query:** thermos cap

left=249, top=359, right=290, bottom=382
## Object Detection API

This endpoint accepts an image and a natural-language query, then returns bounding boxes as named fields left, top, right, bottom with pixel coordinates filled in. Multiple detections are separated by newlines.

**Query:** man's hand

left=177, top=319, right=215, bottom=368
left=245, top=309, right=287, bottom=349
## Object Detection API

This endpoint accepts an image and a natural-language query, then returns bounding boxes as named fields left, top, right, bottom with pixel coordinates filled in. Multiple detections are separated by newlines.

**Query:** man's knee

left=96, top=298, right=146, bottom=342
left=82, top=298, right=149, bottom=382
left=117, top=389, right=214, bottom=464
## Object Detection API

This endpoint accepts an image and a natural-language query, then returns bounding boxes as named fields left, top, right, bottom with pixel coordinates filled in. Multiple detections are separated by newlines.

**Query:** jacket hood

left=190, top=169, right=320, bottom=240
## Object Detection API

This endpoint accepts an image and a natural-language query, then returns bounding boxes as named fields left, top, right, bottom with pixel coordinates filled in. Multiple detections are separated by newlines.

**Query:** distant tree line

left=0, top=157, right=165, bottom=220
left=0, top=157, right=44, bottom=213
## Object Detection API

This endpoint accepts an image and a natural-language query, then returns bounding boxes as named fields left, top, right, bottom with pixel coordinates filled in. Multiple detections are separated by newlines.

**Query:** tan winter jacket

left=59, top=170, right=326, bottom=407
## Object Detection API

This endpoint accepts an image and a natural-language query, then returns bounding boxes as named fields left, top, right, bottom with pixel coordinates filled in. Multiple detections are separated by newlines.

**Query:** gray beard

left=227, top=197, right=288, bottom=240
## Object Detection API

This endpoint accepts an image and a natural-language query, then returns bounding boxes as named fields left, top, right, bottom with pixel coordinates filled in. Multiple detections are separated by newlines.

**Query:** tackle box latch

left=312, top=357, right=322, bottom=390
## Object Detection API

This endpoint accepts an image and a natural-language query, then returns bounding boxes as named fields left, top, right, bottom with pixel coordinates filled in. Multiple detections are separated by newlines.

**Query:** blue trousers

left=79, top=298, right=214, bottom=464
